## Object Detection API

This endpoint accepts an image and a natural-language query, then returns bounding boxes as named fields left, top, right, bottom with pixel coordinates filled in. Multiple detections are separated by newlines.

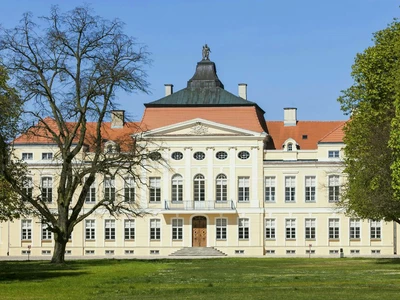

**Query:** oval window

left=238, top=151, right=250, bottom=160
left=216, top=151, right=228, bottom=160
left=171, top=151, right=183, bottom=160
left=193, top=151, right=205, bottom=160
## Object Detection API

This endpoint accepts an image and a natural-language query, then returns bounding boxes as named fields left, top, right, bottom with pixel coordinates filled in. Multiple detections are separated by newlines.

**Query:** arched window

left=193, top=174, right=205, bottom=202
left=216, top=174, right=227, bottom=202
left=171, top=174, right=183, bottom=202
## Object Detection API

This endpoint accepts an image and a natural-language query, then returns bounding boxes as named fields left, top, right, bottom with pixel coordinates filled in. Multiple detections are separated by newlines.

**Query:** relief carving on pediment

left=190, top=122, right=209, bottom=135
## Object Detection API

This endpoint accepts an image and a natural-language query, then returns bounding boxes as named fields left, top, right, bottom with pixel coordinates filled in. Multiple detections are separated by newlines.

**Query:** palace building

left=1, top=52, right=397, bottom=258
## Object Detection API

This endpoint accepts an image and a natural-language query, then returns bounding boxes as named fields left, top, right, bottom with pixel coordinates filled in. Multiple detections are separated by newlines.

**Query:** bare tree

left=0, top=5, right=155, bottom=263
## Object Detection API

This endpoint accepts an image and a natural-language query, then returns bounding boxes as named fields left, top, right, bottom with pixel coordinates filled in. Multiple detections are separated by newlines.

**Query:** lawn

left=0, top=258, right=399, bottom=299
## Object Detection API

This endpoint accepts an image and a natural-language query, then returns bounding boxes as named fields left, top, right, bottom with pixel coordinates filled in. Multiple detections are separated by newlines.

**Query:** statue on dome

left=202, top=44, right=211, bottom=60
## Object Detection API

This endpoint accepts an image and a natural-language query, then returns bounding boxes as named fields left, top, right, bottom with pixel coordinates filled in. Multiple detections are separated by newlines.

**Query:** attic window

left=287, top=143, right=293, bottom=151
left=302, top=135, right=308, bottom=140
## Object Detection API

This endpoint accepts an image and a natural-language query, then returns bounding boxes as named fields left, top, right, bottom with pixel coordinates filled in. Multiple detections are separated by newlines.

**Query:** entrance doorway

left=192, top=216, right=207, bottom=247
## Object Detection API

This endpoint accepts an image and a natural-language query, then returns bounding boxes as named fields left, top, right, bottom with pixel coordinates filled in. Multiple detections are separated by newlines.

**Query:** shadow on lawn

left=0, top=261, right=88, bottom=282
left=374, top=258, right=400, bottom=265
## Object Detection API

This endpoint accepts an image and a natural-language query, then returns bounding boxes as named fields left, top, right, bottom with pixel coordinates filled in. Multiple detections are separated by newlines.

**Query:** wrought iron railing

left=164, top=200, right=235, bottom=210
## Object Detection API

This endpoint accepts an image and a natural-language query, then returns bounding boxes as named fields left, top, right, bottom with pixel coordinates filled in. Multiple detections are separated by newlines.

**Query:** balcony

left=162, top=200, right=236, bottom=214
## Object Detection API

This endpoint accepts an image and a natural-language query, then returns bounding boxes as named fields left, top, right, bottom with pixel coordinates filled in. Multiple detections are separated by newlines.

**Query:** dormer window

left=283, top=138, right=298, bottom=151
left=104, top=141, right=119, bottom=154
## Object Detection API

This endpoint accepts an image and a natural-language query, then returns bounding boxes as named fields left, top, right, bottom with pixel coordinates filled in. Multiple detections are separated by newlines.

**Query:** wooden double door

left=192, top=216, right=207, bottom=247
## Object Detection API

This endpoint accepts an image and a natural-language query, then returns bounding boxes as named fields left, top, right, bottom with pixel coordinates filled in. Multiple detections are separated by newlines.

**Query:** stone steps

left=169, top=247, right=227, bottom=256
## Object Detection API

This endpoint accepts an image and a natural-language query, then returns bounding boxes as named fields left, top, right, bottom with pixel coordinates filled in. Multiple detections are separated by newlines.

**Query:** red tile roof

left=139, top=106, right=267, bottom=133
left=265, top=121, right=345, bottom=150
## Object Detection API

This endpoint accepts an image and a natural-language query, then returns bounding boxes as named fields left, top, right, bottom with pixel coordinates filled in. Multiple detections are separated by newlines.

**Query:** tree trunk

left=50, top=237, right=67, bottom=264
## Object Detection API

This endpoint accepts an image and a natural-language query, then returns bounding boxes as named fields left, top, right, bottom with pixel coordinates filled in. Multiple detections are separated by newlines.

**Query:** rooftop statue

left=202, top=44, right=211, bottom=60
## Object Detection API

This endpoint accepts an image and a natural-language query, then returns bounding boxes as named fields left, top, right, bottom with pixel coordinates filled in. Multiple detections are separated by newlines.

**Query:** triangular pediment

left=140, top=118, right=266, bottom=138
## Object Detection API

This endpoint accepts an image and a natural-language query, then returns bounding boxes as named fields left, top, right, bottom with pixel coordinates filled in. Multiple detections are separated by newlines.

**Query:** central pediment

left=140, top=118, right=267, bottom=139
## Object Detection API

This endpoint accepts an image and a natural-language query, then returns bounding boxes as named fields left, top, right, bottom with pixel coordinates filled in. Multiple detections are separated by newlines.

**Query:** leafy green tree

left=0, top=6, right=155, bottom=263
left=0, top=66, right=24, bottom=221
left=338, top=20, right=400, bottom=223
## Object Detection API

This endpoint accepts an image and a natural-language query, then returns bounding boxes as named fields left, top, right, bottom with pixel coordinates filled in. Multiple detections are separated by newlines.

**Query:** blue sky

left=0, top=0, right=398, bottom=121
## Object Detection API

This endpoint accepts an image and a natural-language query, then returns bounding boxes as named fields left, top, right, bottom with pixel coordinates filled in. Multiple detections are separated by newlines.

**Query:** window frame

left=193, top=151, right=205, bottom=160
left=264, top=176, right=276, bottom=202
left=105, top=219, right=116, bottom=240
left=238, top=218, right=249, bottom=240
left=305, top=218, right=316, bottom=240
left=349, top=218, right=361, bottom=240
left=328, top=175, right=340, bottom=203
left=305, top=176, right=316, bottom=202
left=41, top=176, right=53, bottom=203
left=215, top=151, right=228, bottom=160
left=370, top=220, right=381, bottom=239
left=171, top=174, right=183, bottom=202
left=171, top=151, right=183, bottom=160
left=21, top=220, right=32, bottom=240
left=149, top=177, right=161, bottom=202
left=124, top=177, right=135, bottom=203
left=285, top=176, right=296, bottom=203
left=104, top=176, right=116, bottom=202
left=285, top=218, right=296, bottom=240
left=41, top=152, right=53, bottom=160
left=329, top=218, right=340, bottom=240
left=265, top=218, right=276, bottom=239
left=172, top=218, right=183, bottom=240
left=41, top=223, right=52, bottom=241
left=238, top=151, right=250, bottom=160
left=150, top=219, right=161, bottom=240
left=193, top=174, right=205, bottom=202
left=216, top=218, right=227, bottom=240
left=215, top=174, right=227, bottom=202
left=85, top=178, right=96, bottom=203
left=22, top=152, right=33, bottom=160
left=238, top=176, right=250, bottom=202
left=85, top=219, right=96, bottom=240
left=124, top=219, right=135, bottom=240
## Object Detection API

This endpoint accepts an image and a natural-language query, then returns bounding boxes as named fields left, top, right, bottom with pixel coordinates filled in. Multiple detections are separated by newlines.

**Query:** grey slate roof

left=145, top=59, right=262, bottom=111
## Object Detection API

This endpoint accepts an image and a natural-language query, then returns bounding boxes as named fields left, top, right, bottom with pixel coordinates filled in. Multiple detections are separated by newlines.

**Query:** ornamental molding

left=190, top=122, right=209, bottom=135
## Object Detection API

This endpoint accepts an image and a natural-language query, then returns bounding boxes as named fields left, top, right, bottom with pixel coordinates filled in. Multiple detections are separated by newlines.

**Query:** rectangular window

left=124, top=177, right=135, bottom=202
left=41, top=177, right=52, bottom=203
left=329, top=218, right=340, bottom=239
left=238, top=177, right=250, bottom=202
left=328, top=175, right=340, bottom=203
left=328, top=150, right=340, bottom=158
left=22, top=153, right=33, bottom=160
left=41, top=224, right=52, bottom=240
left=23, top=177, right=33, bottom=200
left=42, top=152, right=53, bottom=160
left=104, top=176, right=115, bottom=201
left=370, top=220, right=381, bottom=239
left=265, top=177, right=276, bottom=202
left=349, top=218, right=361, bottom=239
left=171, top=175, right=183, bottom=202
left=105, top=220, right=116, bottom=240
left=305, top=218, right=316, bottom=239
left=150, top=219, right=161, bottom=240
left=285, top=176, right=296, bottom=202
left=238, top=218, right=249, bottom=239
left=285, top=219, right=296, bottom=239
left=85, top=178, right=96, bottom=203
left=265, top=218, right=276, bottom=239
left=124, top=219, right=135, bottom=240
left=305, top=176, right=316, bottom=202
left=172, top=219, right=183, bottom=240
left=149, top=177, right=161, bottom=202
left=21, top=220, right=32, bottom=240
left=216, top=218, right=227, bottom=240
left=85, top=219, right=96, bottom=240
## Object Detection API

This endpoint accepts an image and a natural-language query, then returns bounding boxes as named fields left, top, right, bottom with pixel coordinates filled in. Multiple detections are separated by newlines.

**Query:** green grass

left=1, top=258, right=400, bottom=299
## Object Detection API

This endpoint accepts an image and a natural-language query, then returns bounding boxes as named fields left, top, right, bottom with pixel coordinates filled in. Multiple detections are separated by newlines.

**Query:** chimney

left=111, top=110, right=125, bottom=128
left=284, top=108, right=297, bottom=126
left=164, top=84, right=173, bottom=96
left=238, top=83, right=247, bottom=100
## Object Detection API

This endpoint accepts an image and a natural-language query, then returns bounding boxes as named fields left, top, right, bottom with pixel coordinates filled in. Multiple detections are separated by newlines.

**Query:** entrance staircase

left=169, top=247, right=227, bottom=257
